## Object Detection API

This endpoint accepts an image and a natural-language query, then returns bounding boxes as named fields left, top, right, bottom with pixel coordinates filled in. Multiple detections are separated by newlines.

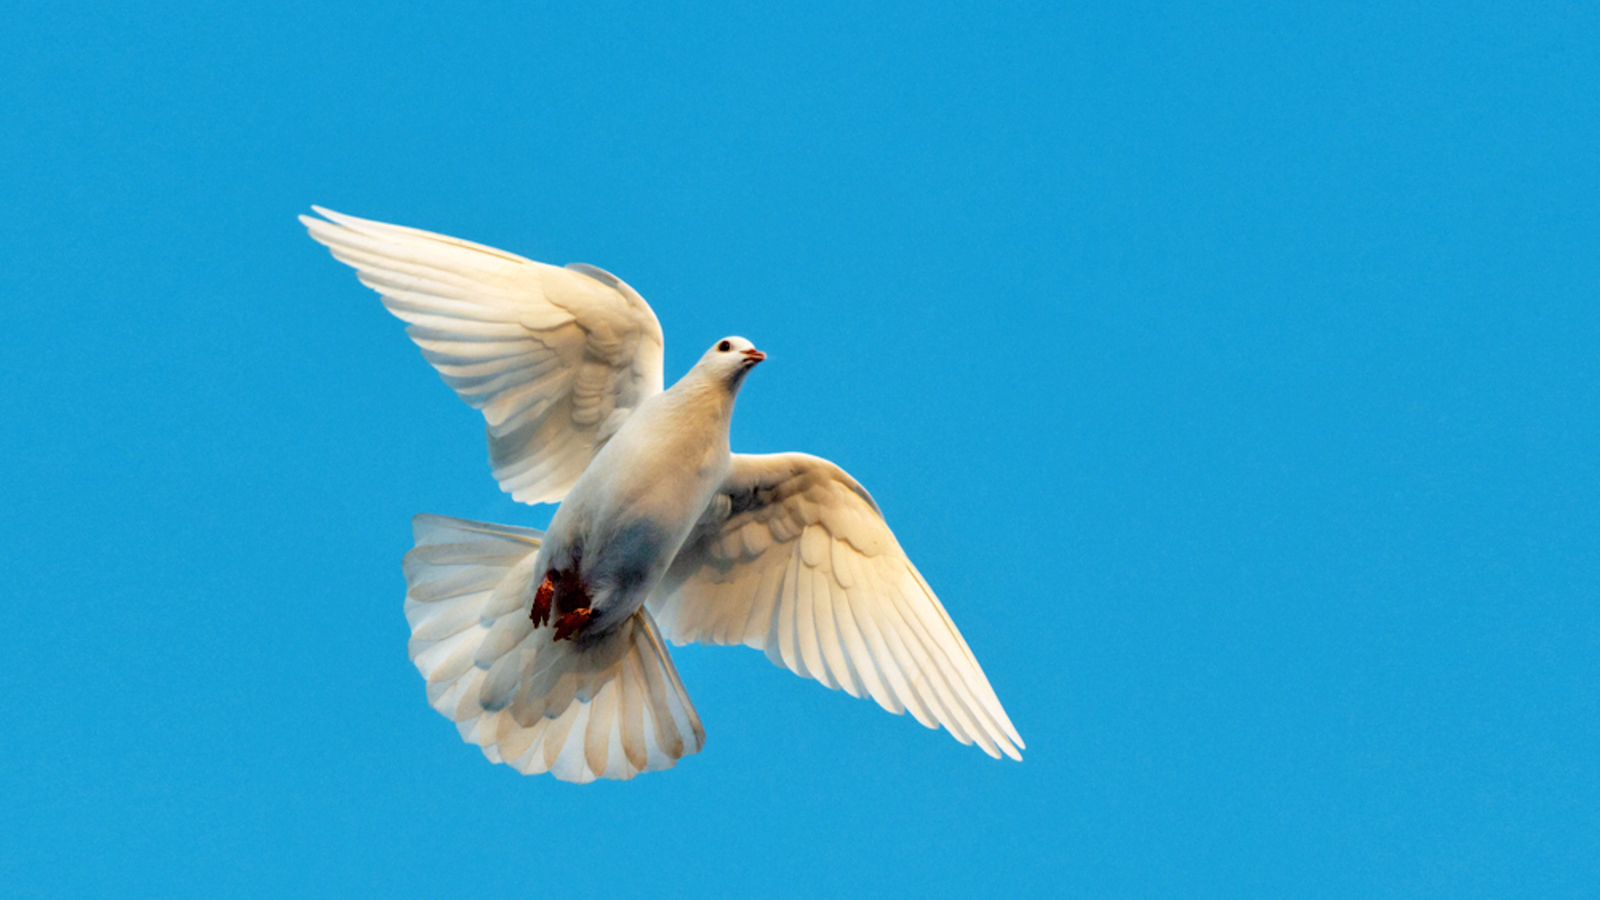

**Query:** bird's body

left=532, top=342, right=752, bottom=639
left=302, top=207, right=1024, bottom=782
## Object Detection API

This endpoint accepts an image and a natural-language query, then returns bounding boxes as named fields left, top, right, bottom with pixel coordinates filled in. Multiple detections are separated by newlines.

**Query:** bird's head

left=695, top=336, right=766, bottom=391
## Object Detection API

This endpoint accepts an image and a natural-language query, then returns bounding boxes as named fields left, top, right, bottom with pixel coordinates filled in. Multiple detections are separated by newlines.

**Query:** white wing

left=302, top=207, right=665, bottom=505
left=649, top=453, right=1023, bottom=760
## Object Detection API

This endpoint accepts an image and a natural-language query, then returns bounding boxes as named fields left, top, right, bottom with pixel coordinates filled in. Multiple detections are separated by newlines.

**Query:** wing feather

left=651, top=452, right=1023, bottom=760
left=302, top=207, right=664, bottom=504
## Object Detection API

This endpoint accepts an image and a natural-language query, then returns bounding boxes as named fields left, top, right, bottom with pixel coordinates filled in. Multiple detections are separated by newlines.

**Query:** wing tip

left=300, top=205, right=340, bottom=229
left=306, top=204, right=352, bottom=226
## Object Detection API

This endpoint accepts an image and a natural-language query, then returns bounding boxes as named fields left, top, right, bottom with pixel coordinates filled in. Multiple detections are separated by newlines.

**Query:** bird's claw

left=530, top=574, right=555, bottom=627
left=552, top=608, right=594, bottom=642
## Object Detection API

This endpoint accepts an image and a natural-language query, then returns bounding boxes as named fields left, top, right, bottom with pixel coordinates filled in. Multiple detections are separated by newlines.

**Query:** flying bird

left=301, top=207, right=1024, bottom=782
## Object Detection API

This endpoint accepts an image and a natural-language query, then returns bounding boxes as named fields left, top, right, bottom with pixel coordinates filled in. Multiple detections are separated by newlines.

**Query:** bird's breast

left=545, top=398, right=732, bottom=624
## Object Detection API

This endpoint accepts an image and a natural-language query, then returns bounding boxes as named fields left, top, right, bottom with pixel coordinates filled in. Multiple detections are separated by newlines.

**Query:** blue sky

left=3, top=2, right=1596, bottom=897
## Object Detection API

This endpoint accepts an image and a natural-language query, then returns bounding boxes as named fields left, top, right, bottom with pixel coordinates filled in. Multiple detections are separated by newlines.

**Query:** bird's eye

left=718, top=340, right=731, bottom=352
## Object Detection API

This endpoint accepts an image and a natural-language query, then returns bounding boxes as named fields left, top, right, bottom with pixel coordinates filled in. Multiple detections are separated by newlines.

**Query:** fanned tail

left=403, top=514, right=705, bottom=783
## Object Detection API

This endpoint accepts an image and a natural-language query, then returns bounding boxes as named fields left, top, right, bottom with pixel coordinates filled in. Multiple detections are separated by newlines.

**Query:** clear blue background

left=3, top=2, right=1595, bottom=897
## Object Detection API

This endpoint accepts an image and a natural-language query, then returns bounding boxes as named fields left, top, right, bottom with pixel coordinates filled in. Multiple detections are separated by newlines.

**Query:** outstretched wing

left=302, top=207, right=664, bottom=505
left=649, top=453, right=1023, bottom=760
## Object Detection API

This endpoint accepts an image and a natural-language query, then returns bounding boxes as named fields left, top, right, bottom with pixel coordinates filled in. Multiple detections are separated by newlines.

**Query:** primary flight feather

left=302, top=206, right=1024, bottom=782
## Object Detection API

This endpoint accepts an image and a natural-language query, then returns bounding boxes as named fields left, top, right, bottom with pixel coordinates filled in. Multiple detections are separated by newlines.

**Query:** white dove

left=302, top=207, right=1024, bottom=782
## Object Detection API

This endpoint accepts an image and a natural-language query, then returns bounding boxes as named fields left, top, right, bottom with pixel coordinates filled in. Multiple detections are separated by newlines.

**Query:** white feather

left=652, top=453, right=1024, bottom=761
left=302, top=207, right=664, bottom=505
left=401, top=515, right=704, bottom=782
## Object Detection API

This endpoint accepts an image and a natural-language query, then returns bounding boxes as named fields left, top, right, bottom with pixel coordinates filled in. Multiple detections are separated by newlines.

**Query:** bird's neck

left=666, top=373, right=739, bottom=425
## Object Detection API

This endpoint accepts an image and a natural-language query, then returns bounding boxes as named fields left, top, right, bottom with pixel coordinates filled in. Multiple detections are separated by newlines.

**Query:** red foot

left=530, top=573, right=556, bottom=627
left=552, top=608, right=594, bottom=642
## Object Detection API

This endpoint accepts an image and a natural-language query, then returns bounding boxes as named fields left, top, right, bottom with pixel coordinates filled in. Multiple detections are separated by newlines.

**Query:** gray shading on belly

left=579, top=518, right=677, bottom=633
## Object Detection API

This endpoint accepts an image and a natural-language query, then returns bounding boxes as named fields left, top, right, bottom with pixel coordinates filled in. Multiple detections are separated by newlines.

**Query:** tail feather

left=403, top=514, right=705, bottom=782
